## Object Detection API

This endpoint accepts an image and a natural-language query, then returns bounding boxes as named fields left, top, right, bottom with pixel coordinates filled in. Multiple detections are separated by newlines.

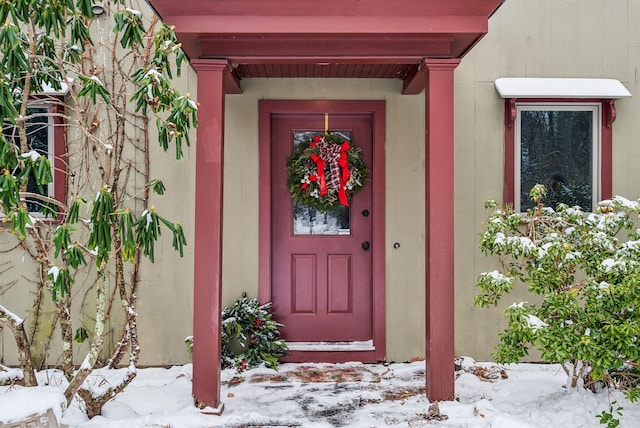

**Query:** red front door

left=270, top=113, right=374, bottom=347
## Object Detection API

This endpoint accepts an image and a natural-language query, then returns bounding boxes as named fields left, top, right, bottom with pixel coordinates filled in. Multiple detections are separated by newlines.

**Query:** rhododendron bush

left=475, top=184, right=640, bottom=424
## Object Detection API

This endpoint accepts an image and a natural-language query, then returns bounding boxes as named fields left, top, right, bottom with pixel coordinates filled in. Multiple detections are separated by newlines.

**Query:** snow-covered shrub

left=476, top=185, right=640, bottom=399
left=221, top=293, right=288, bottom=372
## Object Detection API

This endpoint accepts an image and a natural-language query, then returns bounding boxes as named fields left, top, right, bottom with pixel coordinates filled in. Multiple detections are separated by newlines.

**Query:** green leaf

left=65, top=246, right=87, bottom=269
left=77, top=74, right=110, bottom=104
left=53, top=225, right=71, bottom=258
left=33, top=0, right=71, bottom=38
left=74, top=327, right=89, bottom=343
left=0, top=166, right=20, bottom=212
left=68, top=12, right=93, bottom=48
left=148, top=179, right=166, bottom=195
left=155, top=94, right=198, bottom=160
left=76, top=0, right=93, bottom=18
left=116, top=208, right=136, bottom=262
left=0, top=78, right=16, bottom=124
left=134, top=208, right=160, bottom=262
left=529, top=183, right=547, bottom=205
left=113, top=9, right=145, bottom=49
left=10, top=206, right=32, bottom=239
left=87, top=186, right=114, bottom=267
left=0, top=20, right=29, bottom=72
left=170, top=222, right=186, bottom=257
left=62, top=41, right=83, bottom=64
left=47, top=266, right=73, bottom=301
left=67, top=198, right=84, bottom=224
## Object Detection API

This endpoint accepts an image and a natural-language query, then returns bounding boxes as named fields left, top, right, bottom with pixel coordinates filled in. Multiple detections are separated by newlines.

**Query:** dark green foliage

left=220, top=292, right=288, bottom=372
left=148, top=179, right=166, bottom=195
left=132, top=208, right=186, bottom=262
left=476, top=185, right=640, bottom=426
left=598, top=402, right=622, bottom=428
left=47, top=266, right=72, bottom=300
left=87, top=186, right=114, bottom=268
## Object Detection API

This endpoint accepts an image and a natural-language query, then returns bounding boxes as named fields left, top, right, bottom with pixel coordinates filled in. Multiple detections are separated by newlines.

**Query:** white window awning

left=37, top=79, right=73, bottom=96
left=495, top=78, right=631, bottom=99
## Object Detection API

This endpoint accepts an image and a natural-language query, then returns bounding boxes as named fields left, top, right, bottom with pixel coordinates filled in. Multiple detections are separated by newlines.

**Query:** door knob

left=362, top=241, right=370, bottom=250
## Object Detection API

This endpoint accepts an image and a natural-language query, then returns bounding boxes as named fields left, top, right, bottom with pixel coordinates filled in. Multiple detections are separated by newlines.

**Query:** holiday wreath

left=286, top=133, right=368, bottom=212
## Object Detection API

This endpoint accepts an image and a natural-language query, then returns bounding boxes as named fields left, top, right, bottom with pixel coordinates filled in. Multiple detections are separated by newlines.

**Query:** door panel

left=327, top=254, right=351, bottom=313
left=292, top=254, right=316, bottom=313
left=271, top=113, right=373, bottom=343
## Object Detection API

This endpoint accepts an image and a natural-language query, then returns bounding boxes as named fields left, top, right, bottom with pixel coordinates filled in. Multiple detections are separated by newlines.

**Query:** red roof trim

left=163, top=15, right=489, bottom=35
left=149, top=0, right=503, bottom=19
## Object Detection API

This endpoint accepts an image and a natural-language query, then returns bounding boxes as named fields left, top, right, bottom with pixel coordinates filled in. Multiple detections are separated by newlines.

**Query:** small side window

left=515, top=103, right=599, bottom=212
left=496, top=78, right=631, bottom=213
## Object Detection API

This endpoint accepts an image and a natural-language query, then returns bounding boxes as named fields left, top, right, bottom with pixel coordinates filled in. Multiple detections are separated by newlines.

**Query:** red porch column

left=424, top=58, right=460, bottom=402
left=190, top=59, right=227, bottom=413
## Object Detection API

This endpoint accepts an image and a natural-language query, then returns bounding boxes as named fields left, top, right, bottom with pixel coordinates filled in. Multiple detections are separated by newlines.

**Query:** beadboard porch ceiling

left=147, top=0, right=505, bottom=94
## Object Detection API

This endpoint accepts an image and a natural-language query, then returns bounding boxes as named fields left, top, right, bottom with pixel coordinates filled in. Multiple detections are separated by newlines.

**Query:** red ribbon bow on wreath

left=308, top=135, right=351, bottom=207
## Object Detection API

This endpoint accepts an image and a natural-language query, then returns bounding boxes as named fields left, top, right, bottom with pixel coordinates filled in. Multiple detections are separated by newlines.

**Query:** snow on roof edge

left=495, top=78, right=632, bottom=99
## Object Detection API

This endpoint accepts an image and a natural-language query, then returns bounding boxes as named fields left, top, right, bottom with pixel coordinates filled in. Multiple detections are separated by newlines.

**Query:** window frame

left=504, top=97, right=616, bottom=212
left=2, top=99, right=66, bottom=219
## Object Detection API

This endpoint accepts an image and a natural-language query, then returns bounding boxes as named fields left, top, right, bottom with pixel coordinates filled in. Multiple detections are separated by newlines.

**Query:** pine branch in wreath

left=286, top=133, right=368, bottom=213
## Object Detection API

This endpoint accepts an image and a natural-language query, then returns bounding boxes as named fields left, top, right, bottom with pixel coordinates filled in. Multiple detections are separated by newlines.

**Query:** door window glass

left=292, top=131, right=351, bottom=235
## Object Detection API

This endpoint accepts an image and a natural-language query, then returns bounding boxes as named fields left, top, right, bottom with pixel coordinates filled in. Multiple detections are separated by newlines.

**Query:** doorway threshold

left=286, top=340, right=375, bottom=352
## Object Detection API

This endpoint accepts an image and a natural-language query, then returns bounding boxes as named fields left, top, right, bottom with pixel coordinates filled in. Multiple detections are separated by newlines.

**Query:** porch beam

left=188, top=34, right=455, bottom=59
left=402, top=64, right=424, bottom=95
left=224, top=66, right=242, bottom=95
left=190, top=58, right=227, bottom=413
left=222, top=56, right=425, bottom=65
left=423, top=58, right=460, bottom=402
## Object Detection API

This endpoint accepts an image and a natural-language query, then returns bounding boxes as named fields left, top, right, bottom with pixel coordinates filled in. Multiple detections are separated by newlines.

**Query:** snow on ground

left=1, top=358, right=640, bottom=427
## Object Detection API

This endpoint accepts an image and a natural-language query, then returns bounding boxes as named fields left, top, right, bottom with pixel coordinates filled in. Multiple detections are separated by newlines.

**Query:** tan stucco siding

left=134, top=65, right=198, bottom=366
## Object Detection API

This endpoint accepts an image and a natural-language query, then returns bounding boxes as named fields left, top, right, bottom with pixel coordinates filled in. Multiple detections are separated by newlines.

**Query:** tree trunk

left=0, top=304, right=37, bottom=386
left=64, top=274, right=107, bottom=405
left=77, top=370, right=137, bottom=418
left=563, top=359, right=590, bottom=389
left=57, top=293, right=75, bottom=381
